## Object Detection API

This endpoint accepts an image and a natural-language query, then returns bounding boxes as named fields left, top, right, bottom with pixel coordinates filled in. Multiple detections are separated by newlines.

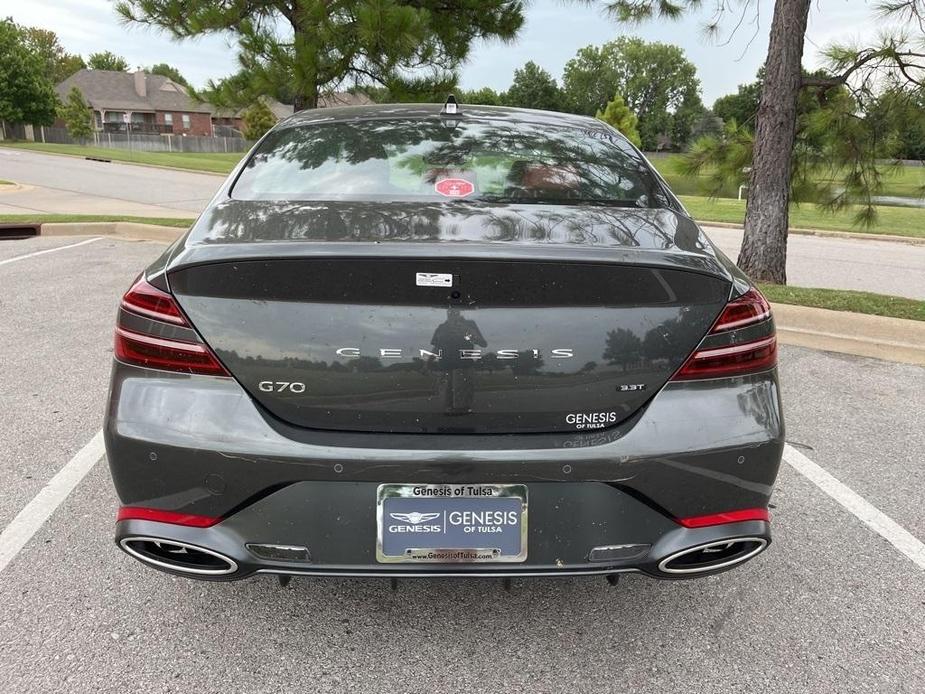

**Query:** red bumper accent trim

left=677, top=508, right=770, bottom=528
left=117, top=506, right=220, bottom=528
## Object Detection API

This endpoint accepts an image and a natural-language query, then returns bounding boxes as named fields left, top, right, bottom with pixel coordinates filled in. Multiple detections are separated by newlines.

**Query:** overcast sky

left=2, top=0, right=876, bottom=106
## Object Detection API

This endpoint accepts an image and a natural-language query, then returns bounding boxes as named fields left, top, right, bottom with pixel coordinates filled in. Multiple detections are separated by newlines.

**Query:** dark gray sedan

left=104, top=102, right=782, bottom=582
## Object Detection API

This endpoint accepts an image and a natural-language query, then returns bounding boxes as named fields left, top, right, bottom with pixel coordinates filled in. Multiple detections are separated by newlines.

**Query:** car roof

left=278, top=102, right=612, bottom=133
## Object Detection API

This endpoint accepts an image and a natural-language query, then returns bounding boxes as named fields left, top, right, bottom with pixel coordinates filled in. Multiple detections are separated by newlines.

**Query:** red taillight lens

left=114, top=327, right=230, bottom=376
left=117, top=506, right=220, bottom=527
left=710, top=288, right=771, bottom=332
left=115, top=276, right=230, bottom=376
left=121, top=275, right=188, bottom=325
left=677, top=508, right=770, bottom=528
left=671, top=286, right=776, bottom=381
left=672, top=336, right=777, bottom=381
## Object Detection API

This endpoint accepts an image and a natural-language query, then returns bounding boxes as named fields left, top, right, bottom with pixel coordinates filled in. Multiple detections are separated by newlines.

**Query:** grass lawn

left=0, top=179, right=13, bottom=185
left=0, top=142, right=242, bottom=174
left=652, top=154, right=925, bottom=200
left=0, top=214, right=193, bottom=228
left=760, top=283, right=925, bottom=322
left=681, top=196, right=925, bottom=238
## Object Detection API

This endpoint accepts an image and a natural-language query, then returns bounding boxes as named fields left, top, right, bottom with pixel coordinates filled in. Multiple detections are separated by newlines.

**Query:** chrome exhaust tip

left=120, top=536, right=238, bottom=576
left=658, top=537, right=767, bottom=575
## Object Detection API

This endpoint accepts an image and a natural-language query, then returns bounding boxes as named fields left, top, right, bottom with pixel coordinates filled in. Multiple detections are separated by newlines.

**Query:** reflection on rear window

left=231, top=118, right=668, bottom=208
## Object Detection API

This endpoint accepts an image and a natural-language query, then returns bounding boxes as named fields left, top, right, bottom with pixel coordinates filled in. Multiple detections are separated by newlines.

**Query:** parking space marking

left=783, top=443, right=925, bottom=571
left=0, top=237, right=103, bottom=267
left=0, top=430, right=104, bottom=576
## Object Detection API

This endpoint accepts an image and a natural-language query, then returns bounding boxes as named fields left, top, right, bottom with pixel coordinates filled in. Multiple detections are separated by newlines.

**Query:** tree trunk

left=737, top=0, right=812, bottom=284
left=292, top=90, right=318, bottom=111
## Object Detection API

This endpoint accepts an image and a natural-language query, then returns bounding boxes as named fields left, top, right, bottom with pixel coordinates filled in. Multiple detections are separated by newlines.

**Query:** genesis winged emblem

left=390, top=512, right=441, bottom=525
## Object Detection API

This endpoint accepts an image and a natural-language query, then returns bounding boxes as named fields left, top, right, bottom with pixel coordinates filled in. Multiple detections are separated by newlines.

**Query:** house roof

left=211, top=93, right=370, bottom=120
left=211, top=98, right=296, bottom=121
left=56, top=69, right=212, bottom=114
left=57, top=69, right=372, bottom=121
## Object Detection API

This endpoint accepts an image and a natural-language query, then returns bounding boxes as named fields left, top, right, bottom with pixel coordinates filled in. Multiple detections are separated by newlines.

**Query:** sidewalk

left=0, top=183, right=192, bottom=218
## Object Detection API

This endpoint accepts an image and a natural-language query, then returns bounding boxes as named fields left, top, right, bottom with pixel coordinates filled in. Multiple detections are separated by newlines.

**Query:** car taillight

left=671, top=287, right=776, bottom=381
left=114, top=276, right=230, bottom=376
left=710, top=287, right=771, bottom=332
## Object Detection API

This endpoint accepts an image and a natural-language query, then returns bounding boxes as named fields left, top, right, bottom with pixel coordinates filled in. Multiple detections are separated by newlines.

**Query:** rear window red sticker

left=434, top=178, right=475, bottom=198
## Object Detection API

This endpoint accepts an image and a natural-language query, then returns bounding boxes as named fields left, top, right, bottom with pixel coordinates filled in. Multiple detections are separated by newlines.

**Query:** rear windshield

left=231, top=118, right=669, bottom=208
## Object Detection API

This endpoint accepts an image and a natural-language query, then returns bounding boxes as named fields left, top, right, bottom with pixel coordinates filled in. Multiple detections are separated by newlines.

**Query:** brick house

left=211, top=92, right=370, bottom=135
left=55, top=69, right=214, bottom=136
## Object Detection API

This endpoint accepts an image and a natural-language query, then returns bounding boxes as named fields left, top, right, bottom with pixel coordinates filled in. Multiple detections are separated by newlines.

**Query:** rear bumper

left=105, top=361, right=783, bottom=581
left=114, top=481, right=771, bottom=580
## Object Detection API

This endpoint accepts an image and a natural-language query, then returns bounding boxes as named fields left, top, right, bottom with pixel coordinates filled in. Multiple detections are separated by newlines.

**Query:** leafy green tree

left=242, top=100, right=278, bottom=140
left=595, top=93, right=641, bottom=146
left=712, top=66, right=827, bottom=135
left=865, top=87, right=925, bottom=161
left=361, top=75, right=460, bottom=104
left=20, top=27, right=86, bottom=83
left=562, top=37, right=701, bottom=150
left=58, top=86, right=94, bottom=141
left=602, top=0, right=925, bottom=283
left=670, top=90, right=704, bottom=149
left=712, top=76, right=762, bottom=130
left=503, top=61, right=563, bottom=111
left=689, top=109, right=724, bottom=141
left=457, top=87, right=503, bottom=106
left=0, top=19, right=57, bottom=127
left=115, top=0, right=527, bottom=110
left=57, top=54, right=87, bottom=82
left=148, top=63, right=190, bottom=87
left=87, top=51, right=128, bottom=71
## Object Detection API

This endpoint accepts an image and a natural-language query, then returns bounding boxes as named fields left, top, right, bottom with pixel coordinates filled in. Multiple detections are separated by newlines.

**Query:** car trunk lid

left=169, top=248, right=730, bottom=434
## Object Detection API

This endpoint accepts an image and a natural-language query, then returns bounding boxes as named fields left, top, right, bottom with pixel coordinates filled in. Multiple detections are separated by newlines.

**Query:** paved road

left=0, top=148, right=220, bottom=216
left=0, top=235, right=923, bottom=693
left=705, top=227, right=925, bottom=301
left=1, top=149, right=924, bottom=299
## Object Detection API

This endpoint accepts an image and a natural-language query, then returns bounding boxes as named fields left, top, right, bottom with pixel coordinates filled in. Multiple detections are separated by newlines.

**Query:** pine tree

left=58, top=87, right=94, bottom=141
left=242, top=100, right=277, bottom=140
left=595, top=94, right=641, bottom=147
left=116, top=1, right=526, bottom=110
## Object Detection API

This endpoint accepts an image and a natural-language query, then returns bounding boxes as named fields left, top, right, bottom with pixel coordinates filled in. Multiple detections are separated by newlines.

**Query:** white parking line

left=783, top=443, right=925, bottom=571
left=0, top=237, right=103, bottom=267
left=0, top=430, right=105, bottom=576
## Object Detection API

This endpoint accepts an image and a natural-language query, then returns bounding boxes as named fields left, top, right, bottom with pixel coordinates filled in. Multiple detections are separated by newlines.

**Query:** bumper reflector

left=246, top=544, right=311, bottom=562
left=677, top=508, right=770, bottom=528
left=116, top=506, right=221, bottom=528
left=588, top=543, right=650, bottom=563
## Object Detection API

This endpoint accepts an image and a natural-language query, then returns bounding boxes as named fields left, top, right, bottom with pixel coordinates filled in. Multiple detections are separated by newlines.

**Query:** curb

left=31, top=221, right=925, bottom=367
left=699, top=221, right=925, bottom=245
left=771, top=303, right=925, bottom=366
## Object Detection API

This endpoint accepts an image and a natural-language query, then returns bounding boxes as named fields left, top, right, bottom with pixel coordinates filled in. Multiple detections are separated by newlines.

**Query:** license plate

left=376, top=484, right=528, bottom=563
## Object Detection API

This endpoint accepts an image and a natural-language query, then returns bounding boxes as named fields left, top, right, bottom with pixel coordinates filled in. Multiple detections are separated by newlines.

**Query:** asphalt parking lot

left=1, top=235, right=923, bottom=693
